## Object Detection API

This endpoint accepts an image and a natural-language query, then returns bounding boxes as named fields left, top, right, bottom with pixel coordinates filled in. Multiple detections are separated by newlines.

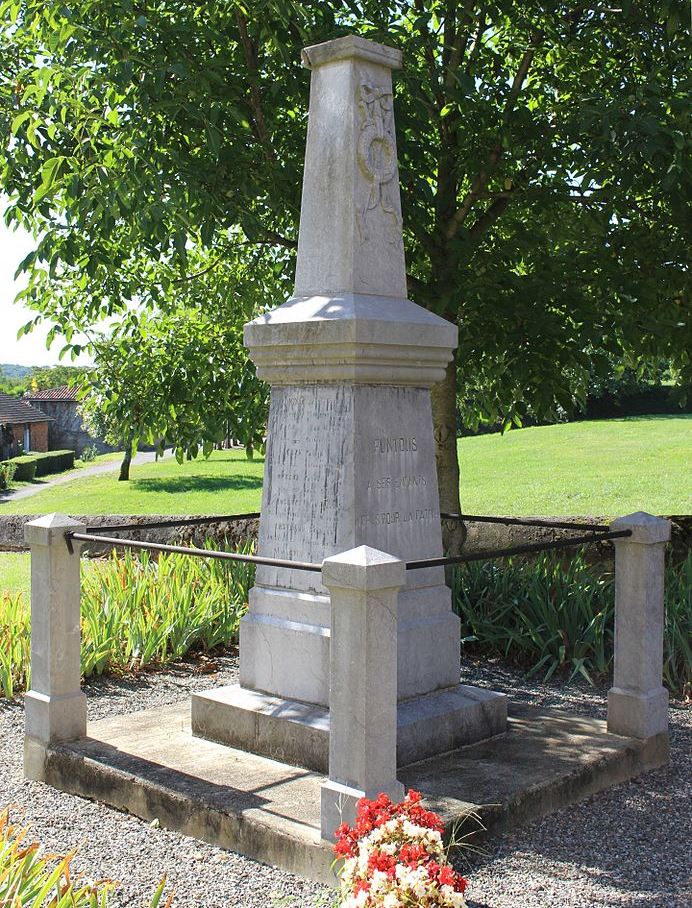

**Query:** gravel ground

left=1, top=655, right=689, bottom=908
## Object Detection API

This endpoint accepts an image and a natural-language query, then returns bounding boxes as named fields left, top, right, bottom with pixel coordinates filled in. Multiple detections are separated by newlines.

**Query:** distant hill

left=0, top=363, right=34, bottom=379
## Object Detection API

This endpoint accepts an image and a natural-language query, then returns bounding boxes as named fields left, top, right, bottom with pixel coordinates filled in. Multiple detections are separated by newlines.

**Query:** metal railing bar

left=440, top=512, right=612, bottom=532
left=65, top=528, right=632, bottom=574
left=86, top=512, right=261, bottom=534
left=65, top=531, right=322, bottom=572
left=406, top=529, right=632, bottom=569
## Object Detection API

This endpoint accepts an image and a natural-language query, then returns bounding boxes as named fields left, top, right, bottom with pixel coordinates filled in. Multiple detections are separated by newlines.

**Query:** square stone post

left=24, top=514, right=87, bottom=780
left=320, top=545, right=406, bottom=841
left=607, top=512, right=671, bottom=740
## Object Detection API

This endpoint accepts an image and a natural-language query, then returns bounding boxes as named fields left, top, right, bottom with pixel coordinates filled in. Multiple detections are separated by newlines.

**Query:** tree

left=80, top=288, right=269, bottom=480
left=0, top=363, right=88, bottom=396
left=1, top=2, right=689, bottom=521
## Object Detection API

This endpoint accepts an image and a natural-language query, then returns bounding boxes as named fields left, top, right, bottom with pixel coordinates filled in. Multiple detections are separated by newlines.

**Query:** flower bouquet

left=333, top=790, right=468, bottom=907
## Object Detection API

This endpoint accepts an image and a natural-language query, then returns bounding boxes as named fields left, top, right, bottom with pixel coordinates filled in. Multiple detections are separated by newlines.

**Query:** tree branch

left=172, top=233, right=296, bottom=285
left=464, top=7, right=489, bottom=75
left=235, top=12, right=275, bottom=163
left=468, top=193, right=515, bottom=238
left=444, top=0, right=476, bottom=90
left=445, top=35, right=541, bottom=241
left=414, top=0, right=444, bottom=110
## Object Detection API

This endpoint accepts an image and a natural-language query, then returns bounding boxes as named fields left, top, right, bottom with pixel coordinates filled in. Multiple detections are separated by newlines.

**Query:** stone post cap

left=24, top=513, right=86, bottom=547
left=322, top=545, right=406, bottom=592
left=302, top=35, right=402, bottom=71
left=610, top=512, right=671, bottom=545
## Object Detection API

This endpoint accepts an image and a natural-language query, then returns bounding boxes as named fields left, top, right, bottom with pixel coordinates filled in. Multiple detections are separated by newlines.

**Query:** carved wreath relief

left=356, top=81, right=402, bottom=247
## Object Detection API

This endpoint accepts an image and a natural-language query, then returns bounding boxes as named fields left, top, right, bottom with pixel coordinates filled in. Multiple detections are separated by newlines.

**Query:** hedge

left=34, top=449, right=75, bottom=476
left=1, top=449, right=75, bottom=481
left=3, top=455, right=37, bottom=481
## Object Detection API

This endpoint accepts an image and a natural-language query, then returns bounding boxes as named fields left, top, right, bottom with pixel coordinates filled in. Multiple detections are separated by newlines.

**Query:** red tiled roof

left=0, top=391, right=52, bottom=425
left=25, top=385, right=79, bottom=401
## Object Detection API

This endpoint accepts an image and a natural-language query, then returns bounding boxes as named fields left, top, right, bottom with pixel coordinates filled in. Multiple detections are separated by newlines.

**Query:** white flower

left=439, top=883, right=467, bottom=907
left=370, top=870, right=390, bottom=893
left=383, top=894, right=401, bottom=908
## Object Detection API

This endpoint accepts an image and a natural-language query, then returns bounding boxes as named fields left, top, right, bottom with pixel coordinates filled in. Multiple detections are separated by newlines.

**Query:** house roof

left=0, top=391, right=52, bottom=425
left=25, top=385, right=79, bottom=402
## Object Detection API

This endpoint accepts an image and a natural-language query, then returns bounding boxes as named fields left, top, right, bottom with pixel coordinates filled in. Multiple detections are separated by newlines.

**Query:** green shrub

left=3, top=454, right=38, bottom=481
left=80, top=443, right=99, bottom=463
left=0, top=808, right=172, bottom=907
left=0, top=542, right=254, bottom=697
left=664, top=553, right=692, bottom=696
left=0, top=592, right=30, bottom=698
left=32, top=449, right=76, bottom=476
left=1, top=450, right=76, bottom=482
left=453, top=552, right=692, bottom=694
left=0, top=461, right=16, bottom=490
left=80, top=543, right=254, bottom=676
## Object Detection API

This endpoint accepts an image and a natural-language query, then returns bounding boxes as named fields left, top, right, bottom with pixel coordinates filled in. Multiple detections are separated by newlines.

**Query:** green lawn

left=1, top=449, right=265, bottom=515
left=458, top=414, right=691, bottom=516
left=0, top=416, right=688, bottom=517
left=0, top=552, right=30, bottom=596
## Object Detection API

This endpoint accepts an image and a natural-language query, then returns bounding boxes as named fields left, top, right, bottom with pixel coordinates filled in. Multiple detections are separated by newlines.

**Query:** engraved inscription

left=367, top=475, right=428, bottom=491
left=356, top=81, right=402, bottom=246
left=373, top=436, right=417, bottom=454
left=357, top=508, right=439, bottom=530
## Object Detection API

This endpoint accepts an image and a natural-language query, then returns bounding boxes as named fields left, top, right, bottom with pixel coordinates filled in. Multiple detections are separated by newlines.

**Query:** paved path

left=0, top=451, right=160, bottom=504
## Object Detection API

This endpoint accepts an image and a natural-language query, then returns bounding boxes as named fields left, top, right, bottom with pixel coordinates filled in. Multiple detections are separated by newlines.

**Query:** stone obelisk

left=191, top=35, right=506, bottom=769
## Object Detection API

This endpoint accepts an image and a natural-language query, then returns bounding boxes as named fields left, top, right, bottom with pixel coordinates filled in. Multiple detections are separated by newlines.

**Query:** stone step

left=190, top=683, right=508, bottom=772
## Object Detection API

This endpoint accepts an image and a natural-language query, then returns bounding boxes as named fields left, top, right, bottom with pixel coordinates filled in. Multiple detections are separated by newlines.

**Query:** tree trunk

left=118, top=436, right=135, bottom=481
left=431, top=354, right=466, bottom=558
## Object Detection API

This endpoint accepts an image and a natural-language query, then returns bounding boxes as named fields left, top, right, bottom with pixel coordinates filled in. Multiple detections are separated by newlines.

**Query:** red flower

left=367, top=849, right=397, bottom=879
left=437, top=865, right=456, bottom=886
left=399, top=843, right=427, bottom=867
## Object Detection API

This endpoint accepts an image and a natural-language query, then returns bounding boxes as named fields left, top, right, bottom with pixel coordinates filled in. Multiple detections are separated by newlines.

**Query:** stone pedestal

left=192, top=34, right=506, bottom=762
left=607, top=512, right=670, bottom=740
left=23, top=514, right=87, bottom=780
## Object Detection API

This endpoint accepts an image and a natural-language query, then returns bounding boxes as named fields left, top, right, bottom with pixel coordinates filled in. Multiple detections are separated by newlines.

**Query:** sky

left=0, top=212, right=93, bottom=368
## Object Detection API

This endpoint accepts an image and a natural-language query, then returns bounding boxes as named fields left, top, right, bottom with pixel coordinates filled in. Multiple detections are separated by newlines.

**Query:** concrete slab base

left=35, top=702, right=669, bottom=886
left=190, top=683, right=507, bottom=772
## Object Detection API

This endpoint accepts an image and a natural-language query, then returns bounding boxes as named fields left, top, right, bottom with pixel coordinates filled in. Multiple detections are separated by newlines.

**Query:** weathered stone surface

left=24, top=513, right=87, bottom=779
left=191, top=685, right=329, bottom=770
left=320, top=547, right=405, bottom=839
left=295, top=35, right=406, bottom=299
left=191, top=682, right=507, bottom=772
left=239, top=384, right=460, bottom=706
left=0, top=514, right=259, bottom=552
left=42, top=701, right=669, bottom=884
left=608, top=512, right=671, bottom=739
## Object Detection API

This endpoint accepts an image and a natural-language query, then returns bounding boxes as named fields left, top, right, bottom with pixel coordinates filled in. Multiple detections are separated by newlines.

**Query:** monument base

left=190, top=683, right=507, bottom=772
left=38, top=701, right=669, bottom=886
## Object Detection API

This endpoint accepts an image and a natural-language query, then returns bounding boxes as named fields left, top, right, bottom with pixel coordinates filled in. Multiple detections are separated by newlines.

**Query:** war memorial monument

left=22, top=34, right=672, bottom=885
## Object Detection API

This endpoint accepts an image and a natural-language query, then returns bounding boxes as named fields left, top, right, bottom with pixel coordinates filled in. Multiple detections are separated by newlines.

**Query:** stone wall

left=0, top=514, right=259, bottom=553
left=1, top=513, right=689, bottom=562
left=29, top=400, right=117, bottom=456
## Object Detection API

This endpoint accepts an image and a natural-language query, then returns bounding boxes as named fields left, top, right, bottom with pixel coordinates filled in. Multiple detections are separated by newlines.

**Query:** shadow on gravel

left=459, top=712, right=691, bottom=906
